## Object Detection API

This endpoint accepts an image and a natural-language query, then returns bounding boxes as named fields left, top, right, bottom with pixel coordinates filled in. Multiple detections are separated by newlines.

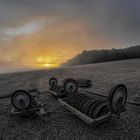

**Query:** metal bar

left=58, top=99, right=112, bottom=126
left=0, top=95, right=11, bottom=99
left=92, top=113, right=112, bottom=126
left=58, top=99, right=94, bottom=126
left=80, top=89, right=106, bottom=98
left=11, top=107, right=39, bottom=115
left=47, top=90, right=58, bottom=97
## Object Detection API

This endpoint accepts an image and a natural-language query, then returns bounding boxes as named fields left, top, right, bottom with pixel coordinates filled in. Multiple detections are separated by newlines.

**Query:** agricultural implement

left=49, top=78, right=127, bottom=126
left=8, top=77, right=128, bottom=126
left=48, top=77, right=91, bottom=98
left=11, top=89, right=46, bottom=116
left=48, top=78, right=78, bottom=98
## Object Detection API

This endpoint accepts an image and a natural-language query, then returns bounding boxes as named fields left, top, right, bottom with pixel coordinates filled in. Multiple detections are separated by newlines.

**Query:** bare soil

left=0, top=59, right=140, bottom=140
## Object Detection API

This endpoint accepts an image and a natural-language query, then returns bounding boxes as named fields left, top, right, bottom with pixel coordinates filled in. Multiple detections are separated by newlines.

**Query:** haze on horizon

left=0, top=0, right=140, bottom=73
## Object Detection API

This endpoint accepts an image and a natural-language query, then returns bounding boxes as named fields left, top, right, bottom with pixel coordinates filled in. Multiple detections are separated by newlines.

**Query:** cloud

left=0, top=0, right=140, bottom=72
left=0, top=0, right=140, bottom=45
left=4, top=20, right=46, bottom=37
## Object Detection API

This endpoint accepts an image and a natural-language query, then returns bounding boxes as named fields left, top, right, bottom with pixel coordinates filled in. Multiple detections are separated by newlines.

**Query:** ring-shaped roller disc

left=66, top=93, right=77, bottom=105
left=69, top=94, right=79, bottom=107
left=85, top=99, right=97, bottom=116
left=81, top=98, right=92, bottom=113
left=76, top=94, right=87, bottom=110
left=88, top=100, right=103, bottom=118
left=78, top=97, right=90, bottom=112
left=70, top=93, right=80, bottom=105
left=71, top=94, right=81, bottom=107
left=63, top=79, right=78, bottom=95
left=92, top=101, right=108, bottom=119
left=11, top=90, right=32, bottom=111
left=72, top=94, right=84, bottom=108
left=82, top=98, right=95, bottom=114
left=67, top=94, right=75, bottom=105
left=66, top=94, right=75, bottom=104
left=75, top=94, right=87, bottom=109
left=77, top=94, right=89, bottom=110
left=107, top=84, right=127, bottom=114
left=49, top=78, right=58, bottom=87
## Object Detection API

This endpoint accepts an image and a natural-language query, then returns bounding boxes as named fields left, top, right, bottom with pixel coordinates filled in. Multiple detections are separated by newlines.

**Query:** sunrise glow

left=0, top=0, right=139, bottom=73
left=35, top=56, right=59, bottom=68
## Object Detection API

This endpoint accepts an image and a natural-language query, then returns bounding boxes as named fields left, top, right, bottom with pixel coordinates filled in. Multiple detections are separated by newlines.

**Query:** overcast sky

left=0, top=0, right=140, bottom=73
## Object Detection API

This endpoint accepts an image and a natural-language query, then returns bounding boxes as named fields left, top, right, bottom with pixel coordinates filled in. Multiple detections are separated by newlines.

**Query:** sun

left=44, top=63, right=51, bottom=67
left=35, top=56, right=59, bottom=68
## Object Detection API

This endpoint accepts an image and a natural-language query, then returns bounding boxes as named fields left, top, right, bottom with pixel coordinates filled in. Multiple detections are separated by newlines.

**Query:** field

left=0, top=59, right=140, bottom=140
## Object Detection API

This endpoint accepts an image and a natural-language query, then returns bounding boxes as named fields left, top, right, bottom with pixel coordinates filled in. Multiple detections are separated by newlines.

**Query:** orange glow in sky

left=0, top=17, right=118, bottom=72
left=0, top=0, right=140, bottom=73
left=35, top=56, right=59, bottom=68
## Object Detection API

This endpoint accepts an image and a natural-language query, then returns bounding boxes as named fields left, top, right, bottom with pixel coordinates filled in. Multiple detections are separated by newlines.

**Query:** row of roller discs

left=66, top=94, right=108, bottom=119
left=79, top=96, right=91, bottom=112
left=75, top=95, right=87, bottom=109
left=82, top=98, right=93, bottom=114
left=73, top=94, right=84, bottom=108
left=94, top=101, right=108, bottom=118
left=88, top=100, right=103, bottom=118
left=66, top=93, right=75, bottom=104
left=84, top=99, right=96, bottom=115
left=71, top=94, right=83, bottom=107
left=69, top=93, right=80, bottom=106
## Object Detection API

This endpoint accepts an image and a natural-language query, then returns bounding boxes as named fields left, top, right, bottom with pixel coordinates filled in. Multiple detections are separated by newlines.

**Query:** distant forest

left=61, top=45, right=140, bottom=66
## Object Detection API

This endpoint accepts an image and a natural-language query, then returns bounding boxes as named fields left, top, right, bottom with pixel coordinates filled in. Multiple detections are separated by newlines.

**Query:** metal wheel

left=49, top=78, right=58, bottom=87
left=107, top=84, right=127, bottom=114
left=11, top=90, right=32, bottom=111
left=62, top=78, right=71, bottom=85
left=63, top=79, right=78, bottom=95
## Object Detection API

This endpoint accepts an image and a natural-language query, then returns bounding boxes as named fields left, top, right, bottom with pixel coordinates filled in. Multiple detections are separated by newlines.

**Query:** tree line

left=61, top=45, right=140, bottom=66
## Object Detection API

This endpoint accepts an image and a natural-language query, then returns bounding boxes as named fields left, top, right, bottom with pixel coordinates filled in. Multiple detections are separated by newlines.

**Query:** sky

left=0, top=0, right=140, bottom=73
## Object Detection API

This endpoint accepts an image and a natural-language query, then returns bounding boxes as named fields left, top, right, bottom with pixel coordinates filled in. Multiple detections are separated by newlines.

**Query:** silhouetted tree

left=61, top=45, right=140, bottom=66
